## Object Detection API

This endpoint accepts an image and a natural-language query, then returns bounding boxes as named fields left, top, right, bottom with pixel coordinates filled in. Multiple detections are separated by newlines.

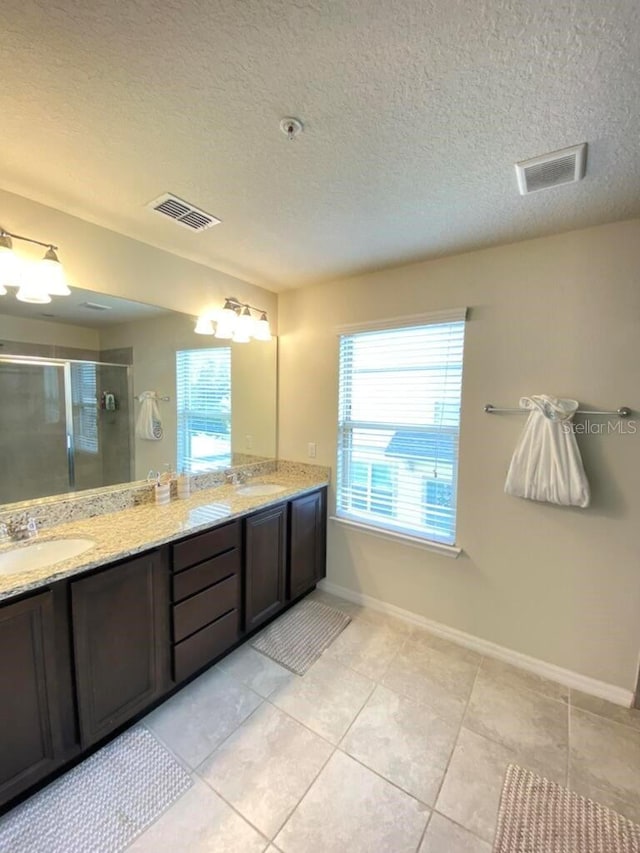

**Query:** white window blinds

left=176, top=348, right=231, bottom=474
left=337, top=313, right=466, bottom=545
left=70, top=362, right=98, bottom=454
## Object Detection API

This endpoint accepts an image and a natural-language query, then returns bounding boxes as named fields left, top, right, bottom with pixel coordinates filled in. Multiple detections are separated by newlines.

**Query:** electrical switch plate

left=245, top=434, right=253, bottom=449
left=307, top=442, right=317, bottom=458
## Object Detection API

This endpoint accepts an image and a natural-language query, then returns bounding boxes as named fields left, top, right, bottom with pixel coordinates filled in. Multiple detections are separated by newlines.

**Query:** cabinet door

left=244, top=503, right=287, bottom=631
left=288, top=489, right=327, bottom=600
left=0, top=591, right=62, bottom=804
left=72, top=551, right=168, bottom=747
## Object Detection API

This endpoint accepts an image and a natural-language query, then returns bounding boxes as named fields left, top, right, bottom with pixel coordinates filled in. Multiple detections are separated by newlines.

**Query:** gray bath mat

left=0, top=726, right=192, bottom=853
left=252, top=598, right=351, bottom=675
left=494, top=764, right=640, bottom=852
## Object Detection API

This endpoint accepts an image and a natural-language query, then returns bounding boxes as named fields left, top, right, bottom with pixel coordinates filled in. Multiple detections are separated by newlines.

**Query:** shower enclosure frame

left=0, top=354, right=133, bottom=496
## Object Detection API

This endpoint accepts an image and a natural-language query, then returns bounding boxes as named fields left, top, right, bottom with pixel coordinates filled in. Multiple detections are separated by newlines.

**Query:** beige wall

left=0, top=313, right=99, bottom=350
left=278, top=219, right=640, bottom=692
left=101, top=313, right=277, bottom=479
left=0, top=187, right=277, bottom=326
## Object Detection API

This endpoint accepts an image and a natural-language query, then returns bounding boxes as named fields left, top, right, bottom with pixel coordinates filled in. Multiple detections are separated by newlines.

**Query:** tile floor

left=62, top=591, right=640, bottom=850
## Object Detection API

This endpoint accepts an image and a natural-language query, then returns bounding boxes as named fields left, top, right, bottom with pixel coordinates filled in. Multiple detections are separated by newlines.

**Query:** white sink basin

left=0, top=538, right=96, bottom=576
left=236, top=483, right=287, bottom=497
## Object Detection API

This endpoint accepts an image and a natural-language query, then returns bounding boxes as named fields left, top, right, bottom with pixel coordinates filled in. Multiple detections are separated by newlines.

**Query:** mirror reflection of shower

left=0, top=356, right=131, bottom=504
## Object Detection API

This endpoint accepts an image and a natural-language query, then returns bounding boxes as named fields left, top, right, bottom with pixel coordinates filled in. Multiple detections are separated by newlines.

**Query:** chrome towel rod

left=134, top=393, right=170, bottom=402
left=484, top=404, right=631, bottom=418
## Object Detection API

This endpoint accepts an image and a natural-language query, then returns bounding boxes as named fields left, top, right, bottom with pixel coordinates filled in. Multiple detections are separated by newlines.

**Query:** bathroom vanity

left=0, top=476, right=327, bottom=812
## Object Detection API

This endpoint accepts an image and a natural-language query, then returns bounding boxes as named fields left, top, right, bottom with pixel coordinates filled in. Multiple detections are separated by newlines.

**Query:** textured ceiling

left=0, top=0, right=639, bottom=291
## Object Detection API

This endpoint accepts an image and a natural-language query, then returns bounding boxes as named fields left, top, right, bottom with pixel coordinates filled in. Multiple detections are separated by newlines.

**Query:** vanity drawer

left=172, top=549, right=239, bottom=603
left=172, top=574, right=239, bottom=643
left=173, top=609, right=239, bottom=683
left=172, top=520, right=241, bottom=572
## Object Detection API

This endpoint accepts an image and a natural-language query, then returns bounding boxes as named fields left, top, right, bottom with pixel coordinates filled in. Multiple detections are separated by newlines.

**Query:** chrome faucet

left=226, top=469, right=248, bottom=486
left=6, top=515, right=38, bottom=541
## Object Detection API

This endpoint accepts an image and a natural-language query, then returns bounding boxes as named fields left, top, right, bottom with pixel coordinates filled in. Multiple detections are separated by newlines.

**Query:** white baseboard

left=319, top=579, right=635, bottom=708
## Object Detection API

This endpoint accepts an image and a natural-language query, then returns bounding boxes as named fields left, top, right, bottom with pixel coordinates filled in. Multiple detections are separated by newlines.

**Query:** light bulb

left=232, top=327, right=251, bottom=343
left=235, top=305, right=254, bottom=340
left=194, top=316, right=215, bottom=335
left=0, top=233, right=19, bottom=288
left=253, top=312, right=272, bottom=341
left=16, top=282, right=52, bottom=304
left=217, top=298, right=239, bottom=322
left=37, top=247, right=70, bottom=295
left=214, top=318, right=235, bottom=339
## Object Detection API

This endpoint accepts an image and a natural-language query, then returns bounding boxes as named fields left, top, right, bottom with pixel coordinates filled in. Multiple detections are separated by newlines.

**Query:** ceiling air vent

left=80, top=301, right=111, bottom=311
left=515, top=143, right=587, bottom=195
left=146, top=193, right=221, bottom=231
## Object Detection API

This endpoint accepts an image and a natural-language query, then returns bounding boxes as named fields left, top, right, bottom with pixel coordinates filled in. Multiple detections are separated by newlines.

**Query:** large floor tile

left=409, top=628, right=481, bottom=666
left=436, top=727, right=519, bottom=843
left=570, top=689, right=640, bottom=732
left=198, top=703, right=333, bottom=839
left=322, top=617, right=406, bottom=680
left=478, top=656, right=568, bottom=702
left=464, top=667, right=568, bottom=781
left=419, top=812, right=492, bottom=853
left=341, top=684, right=458, bottom=804
left=127, top=777, right=268, bottom=852
left=219, top=646, right=294, bottom=698
left=381, top=638, right=479, bottom=721
left=269, top=657, right=374, bottom=744
left=568, top=773, right=640, bottom=825
left=570, top=707, right=640, bottom=804
left=274, top=750, right=428, bottom=853
left=145, top=668, right=262, bottom=768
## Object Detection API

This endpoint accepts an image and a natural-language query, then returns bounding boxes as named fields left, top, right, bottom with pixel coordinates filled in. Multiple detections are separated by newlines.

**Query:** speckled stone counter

left=0, top=464, right=330, bottom=602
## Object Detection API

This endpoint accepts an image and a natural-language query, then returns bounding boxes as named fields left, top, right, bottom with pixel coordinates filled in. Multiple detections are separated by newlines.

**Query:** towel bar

left=484, top=404, right=631, bottom=417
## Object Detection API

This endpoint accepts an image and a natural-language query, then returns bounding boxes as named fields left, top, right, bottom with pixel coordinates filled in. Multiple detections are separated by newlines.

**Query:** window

left=70, top=362, right=98, bottom=453
left=176, top=348, right=231, bottom=473
left=336, top=311, right=466, bottom=545
left=351, top=461, right=394, bottom=517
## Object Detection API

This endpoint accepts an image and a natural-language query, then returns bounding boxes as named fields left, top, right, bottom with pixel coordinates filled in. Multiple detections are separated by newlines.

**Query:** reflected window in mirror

left=71, top=362, right=99, bottom=453
left=176, top=348, right=231, bottom=473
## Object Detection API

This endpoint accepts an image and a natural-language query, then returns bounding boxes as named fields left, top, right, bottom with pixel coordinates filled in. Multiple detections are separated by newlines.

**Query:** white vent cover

left=146, top=193, right=221, bottom=231
left=80, top=301, right=111, bottom=311
left=515, top=143, right=587, bottom=195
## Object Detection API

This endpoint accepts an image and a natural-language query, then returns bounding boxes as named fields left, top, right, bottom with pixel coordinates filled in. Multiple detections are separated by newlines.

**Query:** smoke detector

left=280, top=117, right=304, bottom=141
left=515, top=143, right=587, bottom=195
left=146, top=193, right=221, bottom=231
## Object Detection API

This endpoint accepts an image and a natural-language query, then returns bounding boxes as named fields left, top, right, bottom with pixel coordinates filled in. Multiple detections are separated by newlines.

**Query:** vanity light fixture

left=194, top=296, right=272, bottom=342
left=0, top=229, right=71, bottom=300
left=194, top=316, right=215, bottom=335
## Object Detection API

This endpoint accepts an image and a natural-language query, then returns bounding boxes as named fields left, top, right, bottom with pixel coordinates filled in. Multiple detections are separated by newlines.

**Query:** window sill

left=330, top=515, right=462, bottom=559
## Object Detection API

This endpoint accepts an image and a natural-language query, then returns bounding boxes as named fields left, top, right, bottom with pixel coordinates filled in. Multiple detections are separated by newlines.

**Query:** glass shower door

left=0, top=359, right=71, bottom=503
left=68, top=361, right=132, bottom=491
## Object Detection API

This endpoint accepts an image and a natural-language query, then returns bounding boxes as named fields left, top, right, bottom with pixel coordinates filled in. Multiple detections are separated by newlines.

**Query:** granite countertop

left=0, top=469, right=329, bottom=602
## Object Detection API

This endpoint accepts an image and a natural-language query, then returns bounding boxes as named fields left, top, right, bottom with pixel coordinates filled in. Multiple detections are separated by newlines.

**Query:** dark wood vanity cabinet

left=0, top=485, right=328, bottom=812
left=170, top=521, right=242, bottom=684
left=0, top=591, right=63, bottom=804
left=244, top=503, right=287, bottom=631
left=71, top=550, right=169, bottom=748
left=288, top=489, right=327, bottom=600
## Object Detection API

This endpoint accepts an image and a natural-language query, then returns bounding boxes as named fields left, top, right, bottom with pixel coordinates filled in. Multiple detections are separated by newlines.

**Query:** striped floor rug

left=494, top=764, right=640, bottom=852
left=252, top=598, right=351, bottom=675
left=0, top=727, right=192, bottom=853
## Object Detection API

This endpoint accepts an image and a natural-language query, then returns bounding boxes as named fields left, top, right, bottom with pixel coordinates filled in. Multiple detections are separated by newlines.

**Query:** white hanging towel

left=135, top=391, right=164, bottom=441
left=504, top=395, right=590, bottom=508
